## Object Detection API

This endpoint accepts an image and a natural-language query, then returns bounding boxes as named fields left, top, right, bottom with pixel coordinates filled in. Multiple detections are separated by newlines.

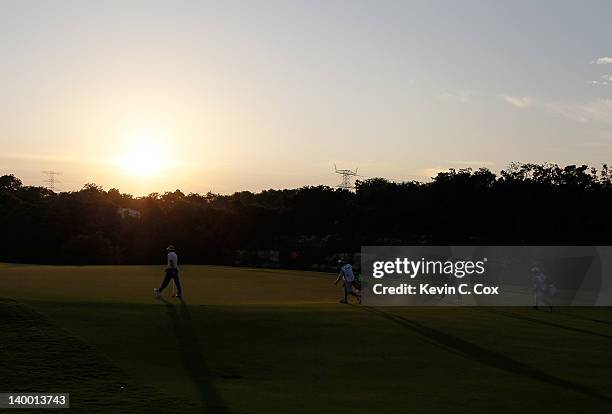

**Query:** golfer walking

left=335, top=258, right=361, bottom=304
left=154, top=245, right=182, bottom=299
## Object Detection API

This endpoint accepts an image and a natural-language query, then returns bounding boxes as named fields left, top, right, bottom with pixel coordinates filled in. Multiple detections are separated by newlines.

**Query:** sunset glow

left=1, top=1, right=611, bottom=195
left=116, top=132, right=171, bottom=177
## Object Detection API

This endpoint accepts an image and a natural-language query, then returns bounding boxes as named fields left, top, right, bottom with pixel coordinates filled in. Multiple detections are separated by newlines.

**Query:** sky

left=1, top=0, right=611, bottom=195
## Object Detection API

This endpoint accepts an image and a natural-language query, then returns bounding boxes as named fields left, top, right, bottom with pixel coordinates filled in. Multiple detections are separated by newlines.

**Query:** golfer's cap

left=166, top=245, right=175, bottom=252
left=337, top=258, right=346, bottom=264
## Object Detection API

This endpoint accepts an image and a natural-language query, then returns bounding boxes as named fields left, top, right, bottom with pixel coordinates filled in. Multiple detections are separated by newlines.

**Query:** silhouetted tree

left=0, top=163, right=611, bottom=266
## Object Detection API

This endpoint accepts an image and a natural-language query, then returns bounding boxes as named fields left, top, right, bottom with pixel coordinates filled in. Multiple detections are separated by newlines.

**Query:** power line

left=42, top=170, right=62, bottom=192
left=334, top=164, right=359, bottom=190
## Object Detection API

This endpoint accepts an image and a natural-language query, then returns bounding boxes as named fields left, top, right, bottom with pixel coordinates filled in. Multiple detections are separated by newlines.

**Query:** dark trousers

left=159, top=268, right=182, bottom=295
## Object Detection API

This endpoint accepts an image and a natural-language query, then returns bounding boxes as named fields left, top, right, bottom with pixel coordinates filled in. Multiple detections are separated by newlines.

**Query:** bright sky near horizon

left=1, top=0, right=611, bottom=195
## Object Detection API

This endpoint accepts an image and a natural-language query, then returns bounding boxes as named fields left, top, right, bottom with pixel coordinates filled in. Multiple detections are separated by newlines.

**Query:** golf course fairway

left=1, top=263, right=612, bottom=413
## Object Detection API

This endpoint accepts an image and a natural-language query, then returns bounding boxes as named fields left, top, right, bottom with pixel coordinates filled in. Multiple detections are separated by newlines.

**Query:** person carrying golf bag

left=335, top=258, right=361, bottom=304
left=154, top=245, right=182, bottom=299
left=532, top=265, right=553, bottom=311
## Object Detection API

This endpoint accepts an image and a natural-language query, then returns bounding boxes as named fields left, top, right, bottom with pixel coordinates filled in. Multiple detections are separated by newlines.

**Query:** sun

left=117, top=132, right=170, bottom=177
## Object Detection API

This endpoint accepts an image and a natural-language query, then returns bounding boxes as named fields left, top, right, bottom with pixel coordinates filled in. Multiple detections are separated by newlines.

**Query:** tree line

left=1, top=162, right=611, bottom=267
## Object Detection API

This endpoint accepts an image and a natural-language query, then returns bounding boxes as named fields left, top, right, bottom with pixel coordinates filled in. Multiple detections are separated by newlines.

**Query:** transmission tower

left=42, top=170, right=62, bottom=192
left=334, top=164, right=358, bottom=190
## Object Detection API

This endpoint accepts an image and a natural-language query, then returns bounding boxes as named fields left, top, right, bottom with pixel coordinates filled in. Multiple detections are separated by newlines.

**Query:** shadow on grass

left=160, top=298, right=229, bottom=413
left=553, top=310, right=612, bottom=327
left=485, top=308, right=612, bottom=340
left=361, top=306, right=611, bottom=404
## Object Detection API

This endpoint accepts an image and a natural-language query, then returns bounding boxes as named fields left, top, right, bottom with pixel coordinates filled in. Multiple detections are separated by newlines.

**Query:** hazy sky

left=1, top=0, right=611, bottom=195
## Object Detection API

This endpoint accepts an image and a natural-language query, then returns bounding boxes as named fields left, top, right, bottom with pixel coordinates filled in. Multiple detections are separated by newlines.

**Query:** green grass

left=0, top=299, right=197, bottom=413
left=1, top=263, right=612, bottom=413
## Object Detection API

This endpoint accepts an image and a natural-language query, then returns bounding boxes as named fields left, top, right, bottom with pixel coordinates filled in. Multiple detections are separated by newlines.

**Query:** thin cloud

left=500, top=95, right=533, bottom=108
left=587, top=75, right=612, bottom=86
left=0, top=151, right=107, bottom=165
left=544, top=99, right=612, bottom=125
left=451, top=160, right=495, bottom=167
left=438, top=91, right=472, bottom=103
left=592, top=57, right=612, bottom=65
left=498, top=93, right=612, bottom=127
left=419, top=167, right=446, bottom=179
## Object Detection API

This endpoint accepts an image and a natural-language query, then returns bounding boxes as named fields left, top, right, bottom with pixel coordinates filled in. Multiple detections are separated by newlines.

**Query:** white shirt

left=534, top=272, right=547, bottom=291
left=340, top=264, right=355, bottom=282
left=167, top=252, right=179, bottom=269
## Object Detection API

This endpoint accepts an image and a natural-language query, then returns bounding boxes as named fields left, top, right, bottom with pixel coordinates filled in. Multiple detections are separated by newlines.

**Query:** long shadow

left=160, top=298, right=229, bottom=413
left=485, top=308, right=612, bottom=340
left=553, top=310, right=612, bottom=327
left=361, top=306, right=611, bottom=403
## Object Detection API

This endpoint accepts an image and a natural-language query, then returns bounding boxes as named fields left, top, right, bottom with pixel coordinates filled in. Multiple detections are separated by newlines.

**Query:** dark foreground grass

left=1, top=264, right=612, bottom=413
left=0, top=299, right=198, bottom=413
left=15, top=300, right=612, bottom=413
